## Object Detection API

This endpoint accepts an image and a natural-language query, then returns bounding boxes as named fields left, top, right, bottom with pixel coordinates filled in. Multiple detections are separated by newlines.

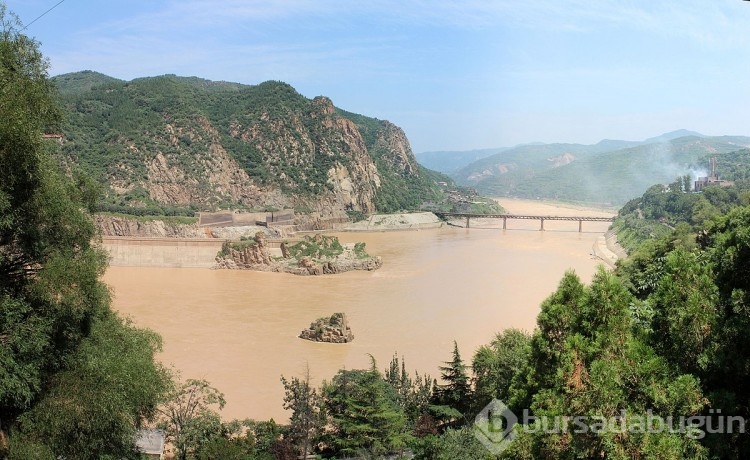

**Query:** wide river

left=103, top=199, right=615, bottom=422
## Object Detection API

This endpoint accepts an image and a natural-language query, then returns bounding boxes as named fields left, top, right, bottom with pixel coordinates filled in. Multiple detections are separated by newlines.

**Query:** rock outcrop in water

left=299, top=313, right=354, bottom=343
left=214, top=232, right=382, bottom=275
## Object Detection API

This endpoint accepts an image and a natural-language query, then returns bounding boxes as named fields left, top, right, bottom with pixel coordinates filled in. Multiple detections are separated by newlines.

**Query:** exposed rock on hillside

left=54, top=73, right=449, bottom=219
left=374, top=121, right=419, bottom=175
left=95, top=215, right=205, bottom=238
left=299, top=313, right=354, bottom=343
left=547, top=152, right=575, bottom=168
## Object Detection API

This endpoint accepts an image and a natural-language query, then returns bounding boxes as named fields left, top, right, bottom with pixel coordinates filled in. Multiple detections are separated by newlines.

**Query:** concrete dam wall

left=102, top=237, right=223, bottom=268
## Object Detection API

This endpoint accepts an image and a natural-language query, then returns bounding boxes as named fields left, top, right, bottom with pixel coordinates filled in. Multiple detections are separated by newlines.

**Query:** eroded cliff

left=54, top=73, right=443, bottom=220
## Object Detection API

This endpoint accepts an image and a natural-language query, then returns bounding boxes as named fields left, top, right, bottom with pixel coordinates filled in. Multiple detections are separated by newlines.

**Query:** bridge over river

left=434, top=212, right=616, bottom=232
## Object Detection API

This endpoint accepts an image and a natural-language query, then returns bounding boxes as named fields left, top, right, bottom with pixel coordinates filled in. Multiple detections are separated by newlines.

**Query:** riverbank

left=341, top=212, right=443, bottom=231
left=496, top=197, right=617, bottom=217
left=100, top=200, right=625, bottom=268
left=496, top=197, right=623, bottom=267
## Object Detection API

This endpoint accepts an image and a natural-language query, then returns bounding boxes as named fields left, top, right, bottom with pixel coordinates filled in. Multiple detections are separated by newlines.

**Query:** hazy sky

left=6, top=0, right=750, bottom=152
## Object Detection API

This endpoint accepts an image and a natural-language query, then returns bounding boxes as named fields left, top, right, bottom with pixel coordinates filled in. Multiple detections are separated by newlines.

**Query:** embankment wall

left=102, top=237, right=223, bottom=268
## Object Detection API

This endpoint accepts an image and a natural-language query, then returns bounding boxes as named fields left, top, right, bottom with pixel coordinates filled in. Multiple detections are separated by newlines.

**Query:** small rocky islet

left=299, top=312, right=354, bottom=343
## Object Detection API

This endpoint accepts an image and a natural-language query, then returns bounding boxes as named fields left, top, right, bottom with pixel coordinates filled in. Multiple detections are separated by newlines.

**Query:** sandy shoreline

left=495, top=197, right=618, bottom=217
left=496, top=197, right=622, bottom=267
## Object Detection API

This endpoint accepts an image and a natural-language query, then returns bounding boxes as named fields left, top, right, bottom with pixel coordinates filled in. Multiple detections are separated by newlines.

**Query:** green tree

left=12, top=316, right=170, bottom=459
left=412, top=427, right=496, bottom=460
left=0, top=4, right=170, bottom=457
left=280, top=366, right=324, bottom=458
left=701, top=206, right=750, bottom=457
left=472, top=328, right=531, bottom=413
left=158, top=379, right=227, bottom=460
left=431, top=341, right=472, bottom=424
left=649, top=247, right=718, bottom=375
left=322, top=359, right=408, bottom=457
left=506, top=268, right=707, bottom=459
left=384, top=354, right=433, bottom=427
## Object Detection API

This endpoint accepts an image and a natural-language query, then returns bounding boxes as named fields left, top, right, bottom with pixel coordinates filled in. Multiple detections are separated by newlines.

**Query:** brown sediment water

left=102, top=199, right=615, bottom=422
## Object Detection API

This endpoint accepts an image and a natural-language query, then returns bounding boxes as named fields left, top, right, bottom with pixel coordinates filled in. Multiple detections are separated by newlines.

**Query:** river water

left=102, top=199, right=614, bottom=422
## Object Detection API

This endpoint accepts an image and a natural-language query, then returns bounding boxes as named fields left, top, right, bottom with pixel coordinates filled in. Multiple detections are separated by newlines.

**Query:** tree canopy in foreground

left=0, top=4, right=170, bottom=458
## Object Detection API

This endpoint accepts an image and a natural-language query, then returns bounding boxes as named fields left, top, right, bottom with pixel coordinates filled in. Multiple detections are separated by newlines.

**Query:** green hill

left=51, top=72, right=478, bottom=217
left=453, top=134, right=750, bottom=205
left=414, top=148, right=508, bottom=174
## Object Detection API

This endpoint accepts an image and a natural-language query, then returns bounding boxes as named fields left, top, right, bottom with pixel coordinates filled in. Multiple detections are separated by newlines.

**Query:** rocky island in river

left=299, top=313, right=354, bottom=343
left=214, top=232, right=382, bottom=275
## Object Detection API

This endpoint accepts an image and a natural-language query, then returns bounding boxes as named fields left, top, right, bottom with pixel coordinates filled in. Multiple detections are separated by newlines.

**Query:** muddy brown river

left=102, top=199, right=615, bottom=421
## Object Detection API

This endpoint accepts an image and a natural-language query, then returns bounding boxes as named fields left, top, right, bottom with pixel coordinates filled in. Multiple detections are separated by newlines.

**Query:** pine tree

left=504, top=268, right=707, bottom=459
left=322, top=358, right=408, bottom=456
left=280, top=365, right=324, bottom=458
left=384, top=354, right=433, bottom=426
left=431, top=341, right=472, bottom=424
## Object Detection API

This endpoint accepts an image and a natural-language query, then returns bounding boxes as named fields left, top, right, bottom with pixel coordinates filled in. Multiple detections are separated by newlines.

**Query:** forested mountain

left=414, top=148, right=508, bottom=174
left=451, top=132, right=750, bottom=204
left=51, top=71, right=469, bottom=218
left=416, top=131, right=701, bottom=178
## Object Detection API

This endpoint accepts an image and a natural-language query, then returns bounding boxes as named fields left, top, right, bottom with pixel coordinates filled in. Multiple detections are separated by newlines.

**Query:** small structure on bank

left=694, top=156, right=734, bottom=191
left=299, top=312, right=354, bottom=343
left=135, top=428, right=165, bottom=459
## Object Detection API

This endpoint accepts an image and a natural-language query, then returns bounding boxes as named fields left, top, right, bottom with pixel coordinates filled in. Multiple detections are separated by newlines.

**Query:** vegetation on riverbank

left=0, top=9, right=171, bottom=458
left=613, top=152, right=750, bottom=252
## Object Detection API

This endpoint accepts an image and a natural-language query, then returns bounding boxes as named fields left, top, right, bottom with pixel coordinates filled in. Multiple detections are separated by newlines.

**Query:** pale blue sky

left=6, top=0, right=750, bottom=152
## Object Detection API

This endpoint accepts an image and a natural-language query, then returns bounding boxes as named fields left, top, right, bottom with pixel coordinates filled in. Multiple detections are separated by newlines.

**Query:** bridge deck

left=435, top=212, right=615, bottom=222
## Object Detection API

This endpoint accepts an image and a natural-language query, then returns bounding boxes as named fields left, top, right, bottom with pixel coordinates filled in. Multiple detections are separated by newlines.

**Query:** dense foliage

left=9, top=2, right=750, bottom=458
left=0, top=6, right=170, bottom=458
left=613, top=149, right=750, bottom=252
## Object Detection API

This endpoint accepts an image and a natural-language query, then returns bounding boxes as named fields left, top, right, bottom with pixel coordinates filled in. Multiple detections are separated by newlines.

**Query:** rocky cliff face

left=226, top=95, right=381, bottom=216
left=144, top=117, right=281, bottom=208
left=374, top=121, right=420, bottom=175
left=55, top=74, right=437, bottom=219
left=94, top=215, right=206, bottom=238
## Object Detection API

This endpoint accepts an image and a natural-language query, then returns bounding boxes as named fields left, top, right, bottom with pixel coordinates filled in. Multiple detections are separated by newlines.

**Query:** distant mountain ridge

left=443, top=131, right=750, bottom=205
left=51, top=71, right=458, bottom=219
left=415, top=129, right=709, bottom=175
left=414, top=148, right=509, bottom=174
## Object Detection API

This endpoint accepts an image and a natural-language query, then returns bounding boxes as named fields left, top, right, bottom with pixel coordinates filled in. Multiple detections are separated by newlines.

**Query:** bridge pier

left=434, top=212, right=615, bottom=231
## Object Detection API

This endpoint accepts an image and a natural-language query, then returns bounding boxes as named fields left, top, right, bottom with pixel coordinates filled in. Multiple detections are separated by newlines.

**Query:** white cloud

left=22, top=0, right=750, bottom=150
